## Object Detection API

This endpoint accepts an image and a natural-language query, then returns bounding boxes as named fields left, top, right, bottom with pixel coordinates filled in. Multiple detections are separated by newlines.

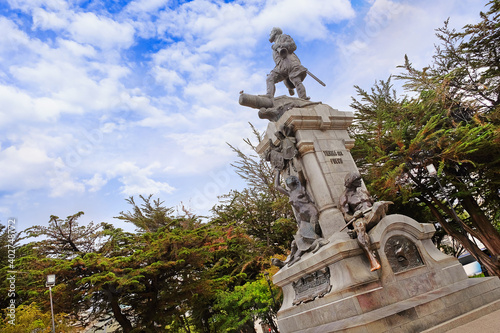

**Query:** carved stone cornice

left=297, top=141, right=315, bottom=156
left=278, top=104, right=354, bottom=131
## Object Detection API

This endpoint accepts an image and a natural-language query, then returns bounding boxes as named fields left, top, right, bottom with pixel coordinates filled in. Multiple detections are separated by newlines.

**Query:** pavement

left=445, top=308, right=500, bottom=333
left=422, top=298, right=500, bottom=333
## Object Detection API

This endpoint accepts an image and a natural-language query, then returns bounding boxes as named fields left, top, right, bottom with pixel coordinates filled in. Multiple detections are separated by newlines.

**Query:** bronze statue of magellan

left=238, top=27, right=325, bottom=121
left=266, top=27, right=309, bottom=100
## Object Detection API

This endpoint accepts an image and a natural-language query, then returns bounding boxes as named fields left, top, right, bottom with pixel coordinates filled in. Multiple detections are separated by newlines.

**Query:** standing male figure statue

left=266, top=27, right=309, bottom=100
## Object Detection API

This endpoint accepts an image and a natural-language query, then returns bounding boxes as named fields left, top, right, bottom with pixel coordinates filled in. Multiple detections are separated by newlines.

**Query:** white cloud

left=326, top=0, right=488, bottom=111
left=0, top=17, right=29, bottom=48
left=85, top=173, right=108, bottom=192
left=152, top=42, right=213, bottom=78
left=0, top=143, right=54, bottom=191
left=68, top=12, right=135, bottom=50
left=10, top=61, right=77, bottom=92
left=0, top=85, right=33, bottom=125
left=255, top=0, right=355, bottom=40
left=0, top=85, right=76, bottom=125
left=152, top=66, right=186, bottom=92
left=184, top=82, right=231, bottom=109
left=56, top=38, right=97, bottom=58
left=49, top=168, right=85, bottom=197
left=164, top=121, right=255, bottom=173
left=0, top=17, right=48, bottom=67
left=32, top=7, right=69, bottom=30
left=364, top=0, right=408, bottom=29
left=112, top=162, right=175, bottom=196
left=8, top=58, right=135, bottom=117
left=136, top=109, right=189, bottom=128
left=125, top=0, right=169, bottom=14
left=155, top=0, right=354, bottom=53
left=6, top=0, right=68, bottom=12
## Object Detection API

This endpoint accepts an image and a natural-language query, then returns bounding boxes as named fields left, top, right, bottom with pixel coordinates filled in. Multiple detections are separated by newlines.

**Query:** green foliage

left=8, top=4, right=500, bottom=330
left=115, top=195, right=178, bottom=233
left=212, top=189, right=296, bottom=259
left=350, top=1, right=500, bottom=276
left=471, top=273, right=486, bottom=278
left=25, top=212, right=103, bottom=258
left=212, top=273, right=281, bottom=333
left=0, top=302, right=73, bottom=333
left=215, top=124, right=296, bottom=257
left=12, top=193, right=281, bottom=333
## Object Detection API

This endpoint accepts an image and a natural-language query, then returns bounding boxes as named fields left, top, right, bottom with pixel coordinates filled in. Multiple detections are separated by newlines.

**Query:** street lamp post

left=264, top=272, right=278, bottom=310
left=264, top=272, right=279, bottom=333
left=46, top=274, right=56, bottom=333
left=426, top=164, right=488, bottom=275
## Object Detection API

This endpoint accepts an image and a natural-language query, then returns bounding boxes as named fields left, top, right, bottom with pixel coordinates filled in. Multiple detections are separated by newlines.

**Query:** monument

left=239, top=28, right=500, bottom=332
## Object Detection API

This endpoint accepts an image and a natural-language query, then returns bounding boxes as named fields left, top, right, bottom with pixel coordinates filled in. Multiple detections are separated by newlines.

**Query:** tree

left=207, top=125, right=297, bottom=331
left=16, top=196, right=266, bottom=333
left=211, top=272, right=281, bottom=333
left=214, top=124, right=296, bottom=258
left=350, top=1, right=500, bottom=276
left=26, top=212, right=103, bottom=258
left=114, top=195, right=179, bottom=233
left=11, top=129, right=295, bottom=333
left=0, top=302, right=73, bottom=333
left=351, top=79, right=500, bottom=276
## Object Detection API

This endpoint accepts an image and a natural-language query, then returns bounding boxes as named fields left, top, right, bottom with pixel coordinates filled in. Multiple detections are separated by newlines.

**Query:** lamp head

left=426, top=164, right=437, bottom=176
left=46, top=274, right=56, bottom=286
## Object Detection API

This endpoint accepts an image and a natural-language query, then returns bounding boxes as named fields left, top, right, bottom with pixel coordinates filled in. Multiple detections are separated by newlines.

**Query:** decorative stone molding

left=297, top=141, right=315, bottom=156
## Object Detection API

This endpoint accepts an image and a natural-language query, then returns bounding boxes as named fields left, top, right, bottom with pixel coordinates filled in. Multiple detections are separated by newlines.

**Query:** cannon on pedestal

left=238, top=93, right=274, bottom=109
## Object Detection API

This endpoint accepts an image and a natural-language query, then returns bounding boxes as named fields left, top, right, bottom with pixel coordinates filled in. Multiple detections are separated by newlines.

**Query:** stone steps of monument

left=421, top=298, right=500, bottom=333
left=293, top=276, right=500, bottom=333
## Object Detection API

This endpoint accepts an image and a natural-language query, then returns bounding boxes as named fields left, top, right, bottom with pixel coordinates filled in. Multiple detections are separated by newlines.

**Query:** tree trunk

left=461, top=195, right=500, bottom=257
left=269, top=316, right=280, bottom=333
left=108, top=291, right=133, bottom=333
left=447, top=168, right=500, bottom=263
left=424, top=196, right=500, bottom=276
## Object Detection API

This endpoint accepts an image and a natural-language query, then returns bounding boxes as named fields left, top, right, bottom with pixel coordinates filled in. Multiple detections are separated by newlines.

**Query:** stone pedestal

left=256, top=97, right=357, bottom=238
left=273, top=214, right=500, bottom=333
left=256, top=99, right=500, bottom=332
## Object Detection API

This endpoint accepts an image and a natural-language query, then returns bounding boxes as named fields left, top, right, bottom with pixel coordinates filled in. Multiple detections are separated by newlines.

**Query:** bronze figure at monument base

left=339, top=171, right=392, bottom=271
left=273, top=170, right=328, bottom=267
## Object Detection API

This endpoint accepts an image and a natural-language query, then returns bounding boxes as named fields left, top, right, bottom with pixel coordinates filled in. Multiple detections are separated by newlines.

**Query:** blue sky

left=0, top=0, right=488, bottom=232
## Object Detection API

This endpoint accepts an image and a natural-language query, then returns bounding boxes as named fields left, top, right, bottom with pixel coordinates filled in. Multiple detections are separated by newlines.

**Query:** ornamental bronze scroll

left=384, top=235, right=424, bottom=273
left=292, top=267, right=331, bottom=305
